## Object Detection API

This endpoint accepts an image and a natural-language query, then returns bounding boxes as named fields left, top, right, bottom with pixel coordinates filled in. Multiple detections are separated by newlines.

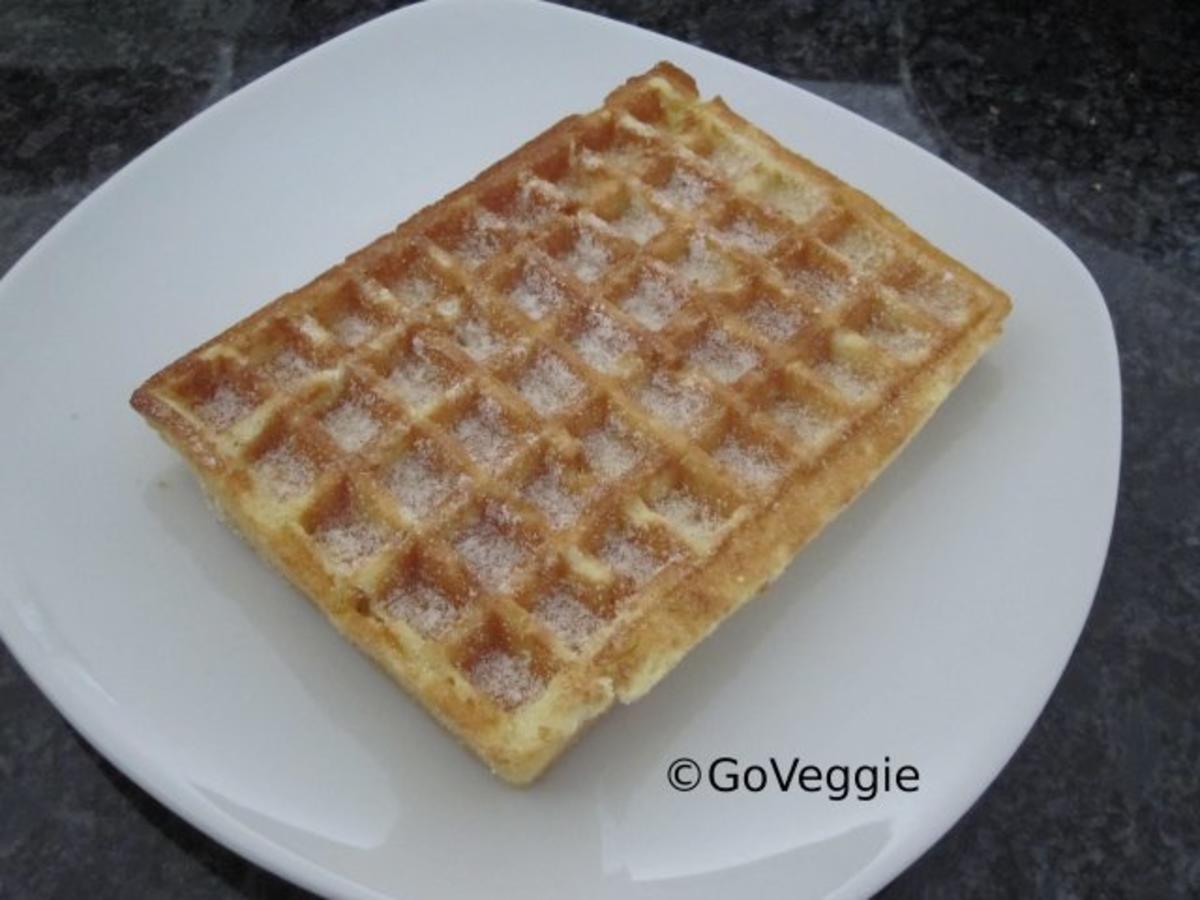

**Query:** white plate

left=0, top=1, right=1120, bottom=897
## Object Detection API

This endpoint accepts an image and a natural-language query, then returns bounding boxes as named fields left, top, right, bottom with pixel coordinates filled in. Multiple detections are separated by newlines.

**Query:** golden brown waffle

left=131, top=62, right=1011, bottom=783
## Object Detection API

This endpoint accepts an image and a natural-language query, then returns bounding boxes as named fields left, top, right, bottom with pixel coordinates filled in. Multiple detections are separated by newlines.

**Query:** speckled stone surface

left=1, top=1, right=1197, bottom=897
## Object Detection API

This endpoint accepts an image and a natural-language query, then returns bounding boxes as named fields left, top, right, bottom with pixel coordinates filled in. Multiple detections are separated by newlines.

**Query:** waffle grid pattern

left=133, top=63, right=1009, bottom=782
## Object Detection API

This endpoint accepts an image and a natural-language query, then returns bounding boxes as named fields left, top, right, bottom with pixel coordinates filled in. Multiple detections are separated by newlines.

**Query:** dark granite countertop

left=1, top=1, right=1197, bottom=897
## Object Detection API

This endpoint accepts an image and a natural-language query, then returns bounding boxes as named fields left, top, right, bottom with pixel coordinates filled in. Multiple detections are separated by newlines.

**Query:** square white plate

left=0, top=1, right=1120, bottom=897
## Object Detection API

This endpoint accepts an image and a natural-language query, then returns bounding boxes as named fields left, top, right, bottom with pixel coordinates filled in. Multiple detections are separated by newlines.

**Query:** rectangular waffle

left=131, top=62, right=1011, bottom=784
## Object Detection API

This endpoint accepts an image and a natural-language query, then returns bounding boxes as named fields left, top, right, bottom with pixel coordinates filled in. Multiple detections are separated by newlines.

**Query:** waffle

left=131, top=62, right=1010, bottom=783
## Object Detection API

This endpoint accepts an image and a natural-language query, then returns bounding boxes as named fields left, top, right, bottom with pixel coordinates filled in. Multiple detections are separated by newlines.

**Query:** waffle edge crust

left=131, top=63, right=1011, bottom=784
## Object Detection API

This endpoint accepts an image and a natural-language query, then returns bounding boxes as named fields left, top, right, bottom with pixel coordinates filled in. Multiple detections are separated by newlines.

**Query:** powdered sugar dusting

left=265, top=347, right=314, bottom=385
left=653, top=490, right=724, bottom=542
left=513, top=177, right=565, bottom=229
left=296, top=314, right=327, bottom=344
left=381, top=580, right=459, bottom=638
left=511, top=264, right=567, bottom=320
left=457, top=234, right=498, bottom=269
left=256, top=440, right=316, bottom=500
left=316, top=517, right=388, bottom=569
left=709, top=141, right=757, bottom=181
left=322, top=399, right=380, bottom=453
left=600, top=530, right=669, bottom=585
left=198, top=384, right=252, bottom=429
left=579, top=148, right=606, bottom=171
left=526, top=462, right=583, bottom=530
left=388, top=344, right=449, bottom=411
left=713, top=437, right=783, bottom=488
left=743, top=299, right=802, bottom=343
left=516, top=352, right=584, bottom=416
left=785, top=266, right=847, bottom=309
left=455, top=516, right=528, bottom=594
left=454, top=397, right=517, bottom=473
left=719, top=218, right=776, bottom=253
left=332, top=314, right=374, bottom=347
left=816, top=360, right=876, bottom=403
left=359, top=278, right=395, bottom=306
left=770, top=401, right=839, bottom=447
left=582, top=418, right=643, bottom=479
left=611, top=201, right=662, bottom=244
left=454, top=317, right=505, bottom=361
left=759, top=176, right=828, bottom=224
left=469, top=649, right=544, bottom=708
left=903, top=276, right=972, bottom=324
left=563, top=230, right=611, bottom=284
left=395, top=275, right=438, bottom=307
left=620, top=270, right=684, bottom=331
left=534, top=589, right=602, bottom=649
left=572, top=309, right=634, bottom=373
left=833, top=224, right=894, bottom=273
left=385, top=442, right=459, bottom=519
left=863, top=320, right=932, bottom=359
left=677, top=234, right=728, bottom=288
left=637, top=373, right=710, bottom=431
left=455, top=210, right=506, bottom=269
left=689, top=329, right=760, bottom=384
left=657, top=167, right=709, bottom=210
